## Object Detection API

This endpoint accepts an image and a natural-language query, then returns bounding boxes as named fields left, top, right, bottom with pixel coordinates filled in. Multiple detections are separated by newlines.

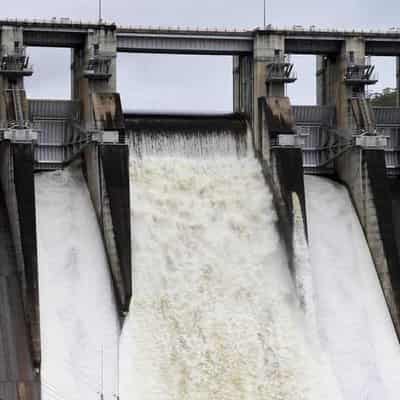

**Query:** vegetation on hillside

left=369, top=88, right=398, bottom=106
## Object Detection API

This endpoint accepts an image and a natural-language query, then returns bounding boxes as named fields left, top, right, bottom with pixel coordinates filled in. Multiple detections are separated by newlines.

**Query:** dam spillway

left=305, top=176, right=400, bottom=400
left=35, top=166, right=120, bottom=400
left=118, top=118, right=337, bottom=400
left=3, top=16, right=400, bottom=400
left=1, top=111, right=400, bottom=400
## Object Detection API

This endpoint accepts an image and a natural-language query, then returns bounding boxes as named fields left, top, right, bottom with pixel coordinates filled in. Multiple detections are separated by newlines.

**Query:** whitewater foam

left=36, top=165, right=120, bottom=400
left=120, top=155, right=326, bottom=400
left=305, top=175, right=400, bottom=400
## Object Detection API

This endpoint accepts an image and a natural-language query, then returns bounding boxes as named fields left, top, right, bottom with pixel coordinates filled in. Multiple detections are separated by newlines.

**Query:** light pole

left=99, top=0, right=102, bottom=23
left=263, top=0, right=266, bottom=27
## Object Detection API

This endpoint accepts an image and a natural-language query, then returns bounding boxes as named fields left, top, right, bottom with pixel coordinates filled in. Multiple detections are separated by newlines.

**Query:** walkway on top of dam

left=2, top=18, right=400, bottom=55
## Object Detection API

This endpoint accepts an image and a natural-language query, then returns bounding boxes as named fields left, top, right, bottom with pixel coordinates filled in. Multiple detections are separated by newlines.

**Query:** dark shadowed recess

left=124, top=111, right=247, bottom=133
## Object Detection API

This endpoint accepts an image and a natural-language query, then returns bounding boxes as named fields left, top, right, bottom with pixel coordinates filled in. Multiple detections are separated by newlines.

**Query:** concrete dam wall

left=4, top=17, right=400, bottom=400
left=2, top=112, right=400, bottom=400
left=0, top=186, right=40, bottom=400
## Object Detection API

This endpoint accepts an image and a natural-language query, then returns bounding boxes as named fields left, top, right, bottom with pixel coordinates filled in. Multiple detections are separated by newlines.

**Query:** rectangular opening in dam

left=117, top=54, right=233, bottom=113
left=286, top=55, right=316, bottom=105
left=368, top=56, right=397, bottom=104
left=24, top=47, right=71, bottom=99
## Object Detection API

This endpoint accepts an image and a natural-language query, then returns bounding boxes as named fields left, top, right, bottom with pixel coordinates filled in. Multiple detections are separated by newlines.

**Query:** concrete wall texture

left=83, top=143, right=131, bottom=315
left=336, top=148, right=400, bottom=338
left=0, top=142, right=40, bottom=400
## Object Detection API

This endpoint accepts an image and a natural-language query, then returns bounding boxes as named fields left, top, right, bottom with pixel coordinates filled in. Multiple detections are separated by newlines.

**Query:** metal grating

left=374, top=107, right=400, bottom=126
left=293, top=105, right=335, bottom=125
left=29, top=99, right=80, bottom=120
left=299, top=125, right=335, bottom=174
left=376, top=125, right=400, bottom=175
left=293, top=106, right=336, bottom=174
left=374, top=108, right=400, bottom=175
left=29, top=100, right=81, bottom=169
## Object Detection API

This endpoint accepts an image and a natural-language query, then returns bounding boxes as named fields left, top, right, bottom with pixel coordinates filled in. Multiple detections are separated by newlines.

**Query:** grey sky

left=4, top=0, right=400, bottom=110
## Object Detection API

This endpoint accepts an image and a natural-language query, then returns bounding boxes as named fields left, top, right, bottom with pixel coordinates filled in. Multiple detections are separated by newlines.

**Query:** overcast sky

left=4, top=0, right=400, bottom=111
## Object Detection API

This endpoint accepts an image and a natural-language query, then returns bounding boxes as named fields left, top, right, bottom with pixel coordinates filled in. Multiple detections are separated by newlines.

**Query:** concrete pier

left=71, top=25, right=117, bottom=128
left=0, top=141, right=40, bottom=400
left=0, top=23, right=41, bottom=381
left=83, top=142, right=131, bottom=314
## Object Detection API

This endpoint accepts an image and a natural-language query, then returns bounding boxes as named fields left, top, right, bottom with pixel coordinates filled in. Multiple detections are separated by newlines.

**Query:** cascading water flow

left=119, top=116, right=334, bottom=400
left=35, top=165, right=120, bottom=400
left=32, top=114, right=400, bottom=400
left=305, top=175, right=400, bottom=400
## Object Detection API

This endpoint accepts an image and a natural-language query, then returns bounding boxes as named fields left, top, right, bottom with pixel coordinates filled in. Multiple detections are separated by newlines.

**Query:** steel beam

left=116, top=32, right=253, bottom=55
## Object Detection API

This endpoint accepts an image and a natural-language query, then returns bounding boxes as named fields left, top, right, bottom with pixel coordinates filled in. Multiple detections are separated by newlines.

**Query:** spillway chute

left=119, top=116, right=339, bottom=400
left=36, top=164, right=120, bottom=400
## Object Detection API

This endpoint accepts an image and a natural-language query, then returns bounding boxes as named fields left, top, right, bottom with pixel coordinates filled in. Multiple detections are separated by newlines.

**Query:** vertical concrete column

left=342, top=37, right=366, bottom=130
left=232, top=55, right=254, bottom=117
left=0, top=26, right=26, bottom=125
left=324, top=37, right=366, bottom=132
left=331, top=37, right=400, bottom=338
left=71, top=25, right=117, bottom=128
left=396, top=56, right=400, bottom=107
left=83, top=142, right=132, bottom=314
left=316, top=56, right=326, bottom=105
left=233, top=56, right=240, bottom=112
left=253, top=32, right=285, bottom=150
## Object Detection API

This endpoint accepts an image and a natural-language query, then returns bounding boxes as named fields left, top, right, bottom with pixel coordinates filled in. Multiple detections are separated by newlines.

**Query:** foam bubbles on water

left=36, top=165, right=120, bottom=400
left=120, top=155, right=325, bottom=400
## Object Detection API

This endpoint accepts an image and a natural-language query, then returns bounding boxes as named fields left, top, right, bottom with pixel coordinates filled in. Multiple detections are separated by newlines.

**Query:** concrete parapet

left=0, top=141, right=41, bottom=369
left=83, top=142, right=131, bottom=315
left=336, top=148, right=400, bottom=338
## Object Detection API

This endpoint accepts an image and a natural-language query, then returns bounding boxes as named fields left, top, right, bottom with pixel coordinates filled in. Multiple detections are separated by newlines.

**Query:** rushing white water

left=305, top=175, right=400, bottom=400
left=36, top=165, right=120, bottom=400
left=129, top=126, right=247, bottom=159
left=119, top=147, right=330, bottom=400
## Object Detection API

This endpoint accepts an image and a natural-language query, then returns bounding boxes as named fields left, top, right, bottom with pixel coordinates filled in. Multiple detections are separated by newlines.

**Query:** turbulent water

left=33, top=125, right=400, bottom=400
left=119, top=128, right=329, bottom=400
left=36, top=165, right=120, bottom=400
left=305, top=175, right=400, bottom=400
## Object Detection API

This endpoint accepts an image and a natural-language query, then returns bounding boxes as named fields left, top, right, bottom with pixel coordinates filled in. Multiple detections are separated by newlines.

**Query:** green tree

left=369, top=88, right=398, bottom=106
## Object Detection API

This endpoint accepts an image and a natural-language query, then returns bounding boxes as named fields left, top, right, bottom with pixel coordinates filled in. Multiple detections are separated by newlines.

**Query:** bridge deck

left=2, top=19, right=400, bottom=55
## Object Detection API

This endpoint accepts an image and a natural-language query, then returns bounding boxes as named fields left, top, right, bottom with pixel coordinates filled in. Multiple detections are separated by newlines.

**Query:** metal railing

left=84, top=54, right=112, bottom=79
left=266, top=55, right=297, bottom=83
left=0, top=47, right=33, bottom=76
